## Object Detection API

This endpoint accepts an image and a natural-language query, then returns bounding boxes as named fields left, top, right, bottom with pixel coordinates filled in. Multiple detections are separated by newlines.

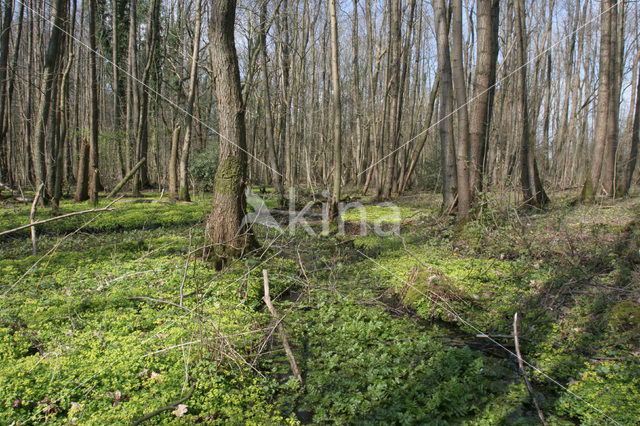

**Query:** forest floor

left=0, top=188, right=639, bottom=424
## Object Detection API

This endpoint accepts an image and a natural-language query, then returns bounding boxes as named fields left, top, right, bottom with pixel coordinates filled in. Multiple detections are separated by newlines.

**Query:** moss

left=214, top=157, right=243, bottom=196
left=609, top=301, right=640, bottom=335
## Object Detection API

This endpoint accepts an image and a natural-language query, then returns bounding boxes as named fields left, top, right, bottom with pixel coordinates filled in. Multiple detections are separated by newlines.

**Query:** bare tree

left=451, top=0, right=470, bottom=219
left=469, top=0, right=499, bottom=196
left=206, top=0, right=254, bottom=268
left=515, top=0, right=548, bottom=207
left=33, top=0, right=68, bottom=203
left=328, top=0, right=342, bottom=221
left=178, top=0, right=202, bottom=201
left=434, top=0, right=457, bottom=211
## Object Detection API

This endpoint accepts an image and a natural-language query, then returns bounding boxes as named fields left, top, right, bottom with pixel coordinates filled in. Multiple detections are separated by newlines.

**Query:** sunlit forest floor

left=1, top=188, right=639, bottom=424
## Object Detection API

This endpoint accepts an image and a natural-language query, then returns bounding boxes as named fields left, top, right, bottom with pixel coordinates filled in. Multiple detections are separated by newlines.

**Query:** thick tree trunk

left=602, top=1, right=622, bottom=196
left=469, top=0, right=499, bottom=196
left=206, top=0, right=254, bottom=268
left=381, top=0, right=402, bottom=200
left=620, top=58, right=640, bottom=196
left=583, top=0, right=615, bottom=201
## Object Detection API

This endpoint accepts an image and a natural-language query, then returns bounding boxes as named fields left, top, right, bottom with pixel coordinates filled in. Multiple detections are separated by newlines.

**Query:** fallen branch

left=107, top=157, right=146, bottom=198
left=513, top=312, right=547, bottom=425
left=131, top=385, right=194, bottom=426
left=0, top=199, right=118, bottom=237
left=262, top=269, right=304, bottom=387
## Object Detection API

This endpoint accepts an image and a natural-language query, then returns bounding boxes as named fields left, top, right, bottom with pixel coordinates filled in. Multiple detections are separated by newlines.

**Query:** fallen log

left=107, top=158, right=146, bottom=198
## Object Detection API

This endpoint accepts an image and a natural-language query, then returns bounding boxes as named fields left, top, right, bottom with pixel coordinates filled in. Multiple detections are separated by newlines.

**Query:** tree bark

left=451, top=0, right=470, bottom=220
left=169, top=125, right=180, bottom=199
left=434, top=0, right=457, bottom=211
left=515, top=0, right=548, bottom=207
left=33, top=0, right=68, bottom=203
left=620, top=56, right=640, bottom=196
left=178, top=0, right=202, bottom=201
left=328, top=0, right=342, bottom=221
left=259, top=0, right=285, bottom=206
left=206, top=0, right=254, bottom=269
left=583, top=0, right=615, bottom=201
left=88, top=0, right=100, bottom=206
left=469, top=0, right=499, bottom=196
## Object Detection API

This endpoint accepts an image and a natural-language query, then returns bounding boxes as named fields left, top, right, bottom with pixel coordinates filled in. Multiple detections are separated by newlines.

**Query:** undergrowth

left=0, top=190, right=638, bottom=424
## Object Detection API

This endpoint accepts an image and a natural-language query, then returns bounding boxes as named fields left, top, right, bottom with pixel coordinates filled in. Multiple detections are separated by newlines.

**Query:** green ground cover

left=0, top=191, right=638, bottom=424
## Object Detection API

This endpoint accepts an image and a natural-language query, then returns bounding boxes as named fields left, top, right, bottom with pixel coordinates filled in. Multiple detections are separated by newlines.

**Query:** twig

left=142, top=340, right=201, bottom=358
left=513, top=312, right=547, bottom=425
left=30, top=184, right=44, bottom=254
left=296, top=247, right=312, bottom=303
left=262, top=269, right=304, bottom=387
left=0, top=201, right=118, bottom=237
left=180, top=230, right=193, bottom=307
left=131, top=385, right=194, bottom=426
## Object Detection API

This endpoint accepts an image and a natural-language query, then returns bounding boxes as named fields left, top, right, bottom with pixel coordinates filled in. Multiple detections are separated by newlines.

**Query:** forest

left=0, top=0, right=639, bottom=423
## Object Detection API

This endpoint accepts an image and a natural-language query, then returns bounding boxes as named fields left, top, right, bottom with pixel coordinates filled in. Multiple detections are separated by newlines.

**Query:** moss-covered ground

left=0, top=189, right=638, bottom=424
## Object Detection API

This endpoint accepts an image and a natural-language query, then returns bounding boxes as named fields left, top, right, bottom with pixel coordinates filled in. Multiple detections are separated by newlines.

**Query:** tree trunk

left=328, top=0, right=342, bottom=221
left=515, top=0, right=548, bottom=207
left=451, top=0, right=470, bottom=220
left=469, top=0, right=499, bottom=196
left=169, top=125, right=180, bottom=199
left=602, top=1, right=622, bottom=196
left=74, top=139, right=89, bottom=201
left=0, top=0, right=13, bottom=184
left=381, top=0, right=402, bottom=200
left=88, top=0, right=100, bottom=205
left=620, top=56, right=640, bottom=196
left=583, top=0, right=615, bottom=202
left=178, top=0, right=202, bottom=201
left=434, top=0, right=457, bottom=211
left=259, top=0, right=285, bottom=206
left=33, top=0, right=67, bottom=203
left=206, top=0, right=254, bottom=268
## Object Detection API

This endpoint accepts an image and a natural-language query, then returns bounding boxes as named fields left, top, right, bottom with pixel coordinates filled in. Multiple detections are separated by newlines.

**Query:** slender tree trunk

left=259, top=0, right=285, bottom=206
left=33, top=0, right=67, bottom=203
left=88, top=0, right=100, bottom=205
left=451, top=0, right=470, bottom=219
left=169, top=125, right=180, bottom=199
left=328, top=0, right=342, bottom=221
left=178, top=0, right=202, bottom=201
left=206, top=0, right=254, bottom=268
left=74, top=139, right=89, bottom=201
left=515, top=0, right=548, bottom=207
left=434, top=0, right=457, bottom=211
left=401, top=74, right=439, bottom=193
left=0, top=0, right=13, bottom=184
